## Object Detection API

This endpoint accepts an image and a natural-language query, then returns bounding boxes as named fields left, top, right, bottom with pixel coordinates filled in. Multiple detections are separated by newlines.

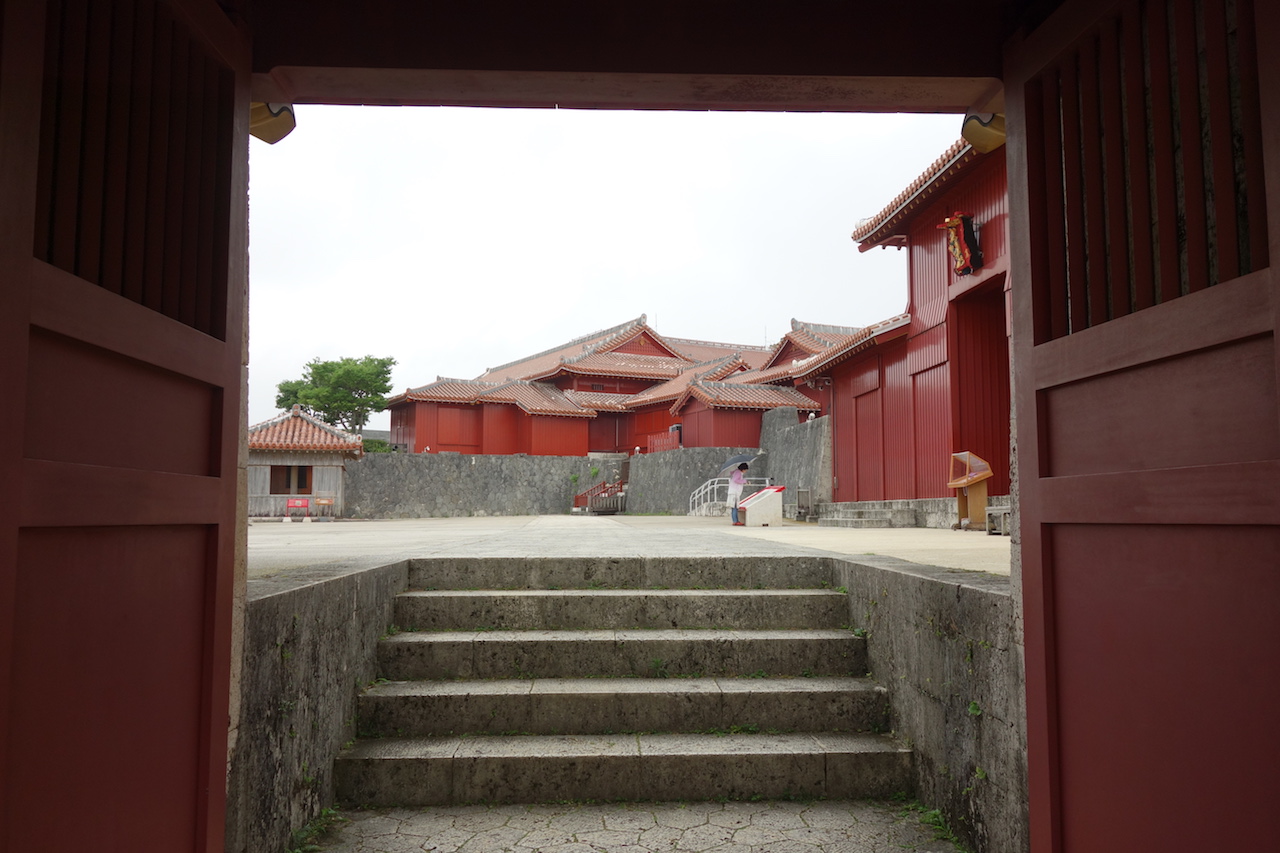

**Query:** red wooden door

left=1007, top=0, right=1280, bottom=850
left=0, top=1, right=248, bottom=850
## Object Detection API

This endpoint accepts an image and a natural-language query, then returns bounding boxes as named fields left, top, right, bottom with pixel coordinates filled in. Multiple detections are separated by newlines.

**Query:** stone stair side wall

left=833, top=555, right=1028, bottom=853
left=223, top=563, right=409, bottom=853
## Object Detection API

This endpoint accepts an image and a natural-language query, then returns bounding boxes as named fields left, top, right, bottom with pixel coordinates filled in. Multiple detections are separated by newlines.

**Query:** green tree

left=275, top=355, right=396, bottom=433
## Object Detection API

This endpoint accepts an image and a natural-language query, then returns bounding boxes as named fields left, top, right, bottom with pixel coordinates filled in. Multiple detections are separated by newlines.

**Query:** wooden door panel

left=9, top=526, right=210, bottom=852
left=1008, top=0, right=1280, bottom=850
left=2, top=1, right=248, bottom=850
left=1049, top=523, right=1280, bottom=850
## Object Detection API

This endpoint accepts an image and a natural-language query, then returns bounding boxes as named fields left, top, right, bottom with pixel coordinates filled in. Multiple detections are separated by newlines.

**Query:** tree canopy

left=275, top=355, right=396, bottom=433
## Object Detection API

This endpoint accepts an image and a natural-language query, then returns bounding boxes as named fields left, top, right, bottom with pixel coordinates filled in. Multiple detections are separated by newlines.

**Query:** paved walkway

left=248, top=515, right=1011, bottom=579
left=251, top=515, right=1002, bottom=852
left=312, top=799, right=961, bottom=852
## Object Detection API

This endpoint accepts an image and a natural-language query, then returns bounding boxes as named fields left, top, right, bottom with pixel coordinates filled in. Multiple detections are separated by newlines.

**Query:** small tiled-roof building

left=247, top=404, right=364, bottom=517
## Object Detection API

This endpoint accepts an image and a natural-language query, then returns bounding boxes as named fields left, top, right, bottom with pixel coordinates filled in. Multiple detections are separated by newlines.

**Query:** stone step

left=407, top=556, right=832, bottom=591
left=394, top=588, right=850, bottom=631
left=378, top=629, right=865, bottom=681
left=358, top=677, right=889, bottom=738
left=334, top=732, right=912, bottom=806
left=818, top=518, right=894, bottom=529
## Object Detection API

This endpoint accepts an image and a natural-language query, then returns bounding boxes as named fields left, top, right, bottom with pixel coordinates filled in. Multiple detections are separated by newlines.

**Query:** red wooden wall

left=680, top=401, right=762, bottom=449
left=830, top=151, right=1010, bottom=503
left=482, top=404, right=520, bottom=455
left=529, top=417, right=589, bottom=456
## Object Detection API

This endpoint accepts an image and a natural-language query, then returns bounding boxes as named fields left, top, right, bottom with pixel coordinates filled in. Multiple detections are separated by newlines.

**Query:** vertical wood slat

left=1077, top=34, right=1109, bottom=327
left=1122, top=0, right=1155, bottom=312
left=207, top=67, right=233, bottom=340
left=1024, top=73, right=1054, bottom=345
left=179, top=46, right=206, bottom=328
left=142, top=3, right=174, bottom=313
left=161, top=27, right=190, bottom=319
left=1059, top=54, right=1089, bottom=334
left=194, top=59, right=218, bottom=336
left=1202, top=0, right=1238, bottom=281
left=1099, top=16, right=1131, bottom=318
left=100, top=0, right=136, bottom=296
left=1233, top=0, right=1269, bottom=272
left=1172, top=0, right=1209, bottom=292
left=76, top=0, right=113, bottom=287
left=1040, top=71, right=1070, bottom=342
left=50, top=0, right=88, bottom=273
left=122, top=0, right=156, bottom=306
left=32, top=0, right=65, bottom=263
left=1146, top=0, right=1181, bottom=304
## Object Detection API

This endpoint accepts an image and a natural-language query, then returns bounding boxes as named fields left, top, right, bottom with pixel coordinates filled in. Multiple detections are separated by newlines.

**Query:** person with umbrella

left=727, top=462, right=749, bottom=526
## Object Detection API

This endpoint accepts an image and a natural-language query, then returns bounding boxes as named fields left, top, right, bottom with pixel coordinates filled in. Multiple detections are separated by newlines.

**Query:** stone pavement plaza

left=247, top=514, right=1011, bottom=580
left=250, top=516, right=1008, bottom=852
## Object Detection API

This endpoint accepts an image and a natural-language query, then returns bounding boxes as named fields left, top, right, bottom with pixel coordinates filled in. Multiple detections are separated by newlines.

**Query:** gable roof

left=248, top=405, right=364, bottom=455
left=475, top=316, right=670, bottom=382
left=763, top=319, right=865, bottom=370
left=851, top=139, right=988, bottom=251
left=627, top=355, right=749, bottom=408
left=671, top=380, right=821, bottom=414
left=790, top=313, right=914, bottom=379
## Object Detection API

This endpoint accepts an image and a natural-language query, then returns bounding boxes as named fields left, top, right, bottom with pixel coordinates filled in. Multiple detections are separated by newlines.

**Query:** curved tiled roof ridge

left=665, top=335, right=774, bottom=354
left=851, top=139, right=973, bottom=245
left=247, top=404, right=364, bottom=454
left=480, top=315, right=647, bottom=378
left=791, top=318, right=865, bottom=341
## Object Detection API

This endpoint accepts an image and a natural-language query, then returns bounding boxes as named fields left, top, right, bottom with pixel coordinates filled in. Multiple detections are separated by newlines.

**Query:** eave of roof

left=669, top=379, right=821, bottom=415
left=247, top=405, right=364, bottom=454
left=851, top=140, right=985, bottom=251
left=476, top=380, right=596, bottom=418
left=791, top=314, right=913, bottom=379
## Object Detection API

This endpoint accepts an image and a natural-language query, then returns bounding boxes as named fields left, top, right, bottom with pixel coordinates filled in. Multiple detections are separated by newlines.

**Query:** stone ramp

left=334, top=556, right=912, bottom=807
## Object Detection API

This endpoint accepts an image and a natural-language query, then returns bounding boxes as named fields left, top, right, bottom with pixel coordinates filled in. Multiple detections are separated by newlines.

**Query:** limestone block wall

left=624, top=445, right=762, bottom=515
left=757, top=407, right=832, bottom=505
left=342, top=452, right=626, bottom=518
left=833, top=556, right=1028, bottom=853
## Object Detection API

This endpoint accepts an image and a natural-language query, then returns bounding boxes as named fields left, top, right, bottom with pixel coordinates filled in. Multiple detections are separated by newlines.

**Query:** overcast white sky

left=247, top=106, right=961, bottom=431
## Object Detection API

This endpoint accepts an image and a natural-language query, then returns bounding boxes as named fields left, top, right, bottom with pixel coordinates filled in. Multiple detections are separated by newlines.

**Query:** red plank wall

left=529, top=416, right=589, bottom=456
left=482, top=403, right=520, bottom=455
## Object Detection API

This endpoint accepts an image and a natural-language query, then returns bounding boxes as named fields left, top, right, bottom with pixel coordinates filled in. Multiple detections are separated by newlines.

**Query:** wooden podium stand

left=947, top=451, right=994, bottom=530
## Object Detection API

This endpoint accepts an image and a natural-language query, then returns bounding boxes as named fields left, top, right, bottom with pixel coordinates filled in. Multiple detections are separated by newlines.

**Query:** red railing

left=573, top=480, right=625, bottom=509
left=647, top=431, right=681, bottom=453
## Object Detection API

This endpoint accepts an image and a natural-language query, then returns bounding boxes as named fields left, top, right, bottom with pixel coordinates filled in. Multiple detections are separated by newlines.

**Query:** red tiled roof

left=388, top=377, right=496, bottom=406
left=850, top=140, right=987, bottom=251
left=671, top=380, right=821, bottom=414
left=247, top=405, right=364, bottom=454
left=755, top=319, right=864, bottom=378
left=564, top=390, right=633, bottom=412
left=791, top=314, right=913, bottom=379
left=476, top=381, right=595, bottom=418
left=534, top=351, right=691, bottom=381
left=628, top=356, right=747, bottom=407
left=665, top=337, right=774, bottom=370
left=475, top=316, right=652, bottom=382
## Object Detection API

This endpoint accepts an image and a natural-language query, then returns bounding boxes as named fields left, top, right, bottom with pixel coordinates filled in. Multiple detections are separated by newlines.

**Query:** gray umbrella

left=716, top=453, right=761, bottom=478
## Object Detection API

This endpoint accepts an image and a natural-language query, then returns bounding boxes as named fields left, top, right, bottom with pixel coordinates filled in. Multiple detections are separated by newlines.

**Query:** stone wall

left=833, top=556, right=1028, bottom=853
left=625, top=446, right=761, bottom=515
left=758, top=407, right=832, bottom=505
left=343, top=452, right=627, bottom=518
left=224, top=563, right=408, bottom=853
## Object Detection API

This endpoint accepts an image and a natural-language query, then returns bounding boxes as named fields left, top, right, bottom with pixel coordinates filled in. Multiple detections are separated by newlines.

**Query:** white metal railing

left=688, top=477, right=772, bottom=515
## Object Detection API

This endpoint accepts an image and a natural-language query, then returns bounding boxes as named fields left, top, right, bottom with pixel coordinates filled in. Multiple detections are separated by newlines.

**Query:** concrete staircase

left=817, top=505, right=914, bottom=529
left=334, top=557, right=912, bottom=806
